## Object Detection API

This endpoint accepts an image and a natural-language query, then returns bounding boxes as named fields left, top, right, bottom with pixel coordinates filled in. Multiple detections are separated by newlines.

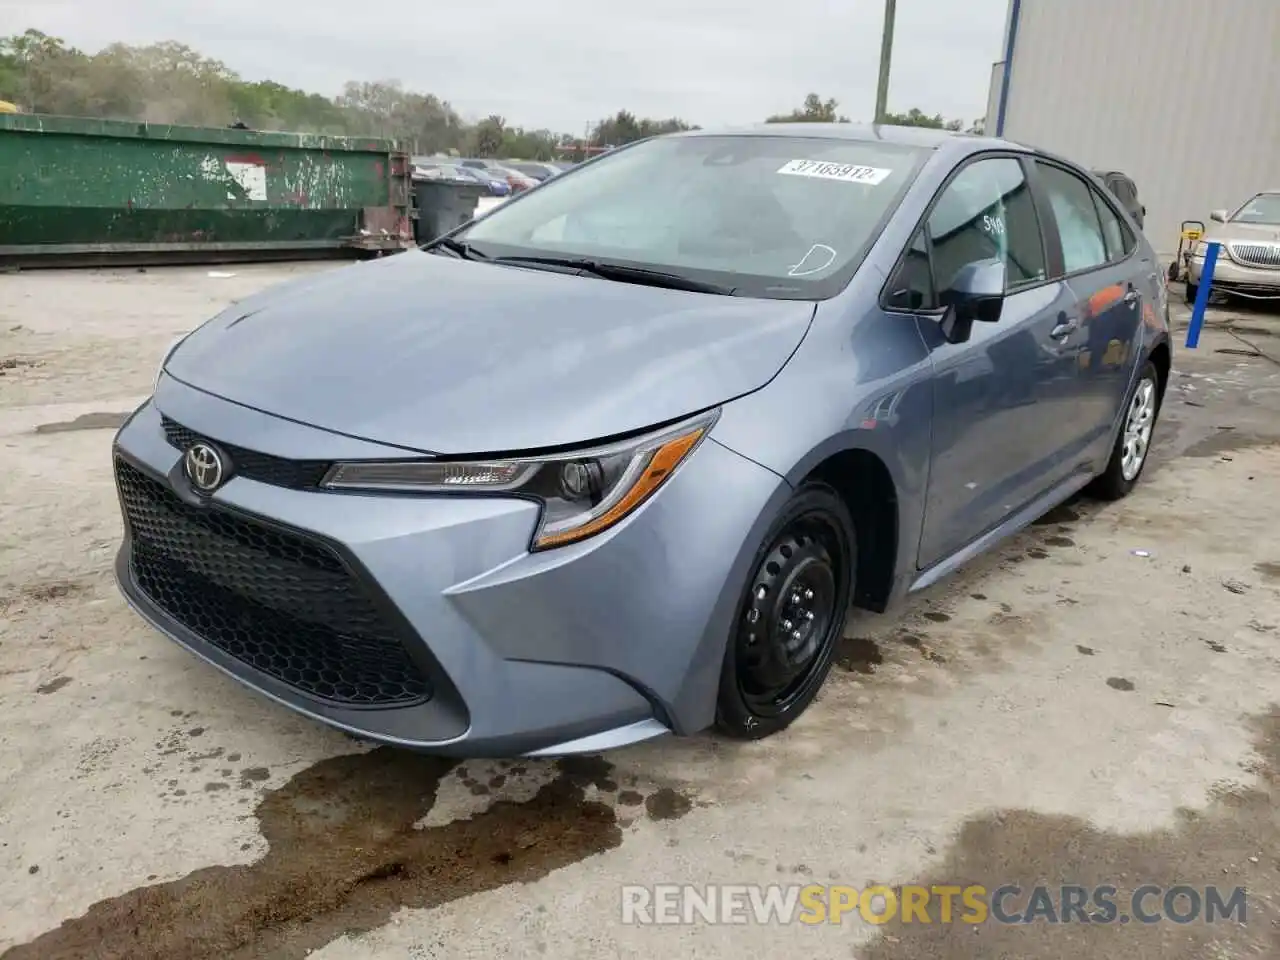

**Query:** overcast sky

left=4, top=0, right=1009, bottom=132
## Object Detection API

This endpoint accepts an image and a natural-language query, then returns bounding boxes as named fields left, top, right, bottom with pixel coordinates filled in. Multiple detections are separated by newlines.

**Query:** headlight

left=322, top=409, right=719, bottom=550
left=1193, top=240, right=1229, bottom=260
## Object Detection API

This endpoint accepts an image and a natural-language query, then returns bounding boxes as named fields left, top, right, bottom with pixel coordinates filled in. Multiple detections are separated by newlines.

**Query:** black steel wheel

left=715, top=482, right=855, bottom=739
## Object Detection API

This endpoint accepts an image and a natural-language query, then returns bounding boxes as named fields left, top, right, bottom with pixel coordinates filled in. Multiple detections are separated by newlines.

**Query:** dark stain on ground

left=617, top=790, right=644, bottom=806
left=923, top=612, right=951, bottom=623
left=1076, top=646, right=1095, bottom=656
left=2, top=580, right=93, bottom=612
left=970, top=593, right=987, bottom=601
left=1032, top=503, right=1080, bottom=526
left=35, top=676, right=72, bottom=695
left=645, top=787, right=693, bottom=821
left=1042, top=536, right=1075, bottom=548
left=1026, top=548, right=1050, bottom=560
left=1106, top=677, right=1135, bottom=692
left=837, top=637, right=884, bottom=674
left=1254, top=561, right=1280, bottom=584
left=1183, top=428, right=1271, bottom=459
left=5, top=749, right=631, bottom=960
left=1206, top=639, right=1228, bottom=654
left=0, top=356, right=42, bottom=376
left=33, top=411, right=129, bottom=434
left=860, top=708, right=1280, bottom=960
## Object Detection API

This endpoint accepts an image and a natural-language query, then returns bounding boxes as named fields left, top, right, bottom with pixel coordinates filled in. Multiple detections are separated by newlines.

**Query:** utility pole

left=874, top=0, right=897, bottom=123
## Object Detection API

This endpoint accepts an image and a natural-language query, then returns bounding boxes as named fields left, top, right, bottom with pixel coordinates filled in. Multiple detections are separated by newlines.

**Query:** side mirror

left=939, top=259, right=1005, bottom=344
left=1210, top=209, right=1228, bottom=223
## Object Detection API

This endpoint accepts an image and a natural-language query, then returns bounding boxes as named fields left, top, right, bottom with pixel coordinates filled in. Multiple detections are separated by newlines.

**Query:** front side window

left=1037, top=162, right=1108, bottom=274
left=1232, top=193, right=1280, bottom=224
left=926, top=157, right=1046, bottom=292
left=459, top=135, right=928, bottom=300
left=885, top=228, right=934, bottom=310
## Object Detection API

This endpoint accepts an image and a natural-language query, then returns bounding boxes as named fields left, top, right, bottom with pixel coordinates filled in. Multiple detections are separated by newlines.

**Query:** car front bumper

left=111, top=377, right=788, bottom=756
left=1188, top=252, right=1280, bottom=295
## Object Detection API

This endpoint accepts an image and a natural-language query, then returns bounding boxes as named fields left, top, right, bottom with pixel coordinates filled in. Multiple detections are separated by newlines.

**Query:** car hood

left=164, top=250, right=815, bottom=454
left=1205, top=221, right=1280, bottom=243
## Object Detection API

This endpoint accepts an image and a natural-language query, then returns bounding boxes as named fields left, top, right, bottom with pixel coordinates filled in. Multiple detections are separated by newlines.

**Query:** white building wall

left=987, top=0, right=1280, bottom=254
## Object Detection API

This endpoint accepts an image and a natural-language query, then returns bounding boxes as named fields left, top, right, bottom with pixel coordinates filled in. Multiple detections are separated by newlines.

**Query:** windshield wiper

left=424, top=236, right=490, bottom=261
left=492, top=255, right=735, bottom=296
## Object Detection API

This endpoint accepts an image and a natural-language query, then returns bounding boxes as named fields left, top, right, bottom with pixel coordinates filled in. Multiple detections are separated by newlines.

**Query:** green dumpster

left=0, top=113, right=414, bottom=266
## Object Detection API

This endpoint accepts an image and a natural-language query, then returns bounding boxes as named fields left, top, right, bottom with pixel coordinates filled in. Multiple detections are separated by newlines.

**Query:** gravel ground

left=2, top=264, right=1280, bottom=959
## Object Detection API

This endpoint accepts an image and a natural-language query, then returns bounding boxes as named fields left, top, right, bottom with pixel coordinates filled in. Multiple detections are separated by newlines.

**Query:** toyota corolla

left=112, top=124, right=1171, bottom=756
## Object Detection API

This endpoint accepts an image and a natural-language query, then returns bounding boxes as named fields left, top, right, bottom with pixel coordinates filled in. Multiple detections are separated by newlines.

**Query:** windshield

left=458, top=134, right=927, bottom=299
left=1231, top=193, right=1280, bottom=225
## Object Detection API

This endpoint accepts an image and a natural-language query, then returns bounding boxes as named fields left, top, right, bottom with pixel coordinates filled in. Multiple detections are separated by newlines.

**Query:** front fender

left=712, top=298, right=935, bottom=587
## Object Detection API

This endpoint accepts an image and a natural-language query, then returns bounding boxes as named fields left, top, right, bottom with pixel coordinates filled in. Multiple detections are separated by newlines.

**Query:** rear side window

left=1092, top=189, right=1137, bottom=261
left=1037, top=162, right=1108, bottom=274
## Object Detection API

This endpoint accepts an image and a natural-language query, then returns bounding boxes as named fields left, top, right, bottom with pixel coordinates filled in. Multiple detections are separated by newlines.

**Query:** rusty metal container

left=0, top=113, right=414, bottom=266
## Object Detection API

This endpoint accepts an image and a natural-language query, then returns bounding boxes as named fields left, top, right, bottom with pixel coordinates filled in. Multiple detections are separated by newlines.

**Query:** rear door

left=887, top=154, right=1085, bottom=569
left=1033, top=160, right=1151, bottom=469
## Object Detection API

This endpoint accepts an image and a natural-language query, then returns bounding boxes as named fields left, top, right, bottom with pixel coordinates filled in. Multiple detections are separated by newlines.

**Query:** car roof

left=675, top=122, right=1023, bottom=152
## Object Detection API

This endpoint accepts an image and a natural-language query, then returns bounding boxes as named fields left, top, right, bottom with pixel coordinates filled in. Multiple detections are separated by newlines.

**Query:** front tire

left=715, top=482, right=855, bottom=740
left=1086, top=359, right=1161, bottom=501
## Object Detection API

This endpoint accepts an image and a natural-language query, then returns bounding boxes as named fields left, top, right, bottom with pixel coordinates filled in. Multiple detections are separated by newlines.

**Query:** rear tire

left=1086, top=359, right=1161, bottom=501
left=1184, top=280, right=1198, bottom=303
left=714, top=482, right=855, bottom=740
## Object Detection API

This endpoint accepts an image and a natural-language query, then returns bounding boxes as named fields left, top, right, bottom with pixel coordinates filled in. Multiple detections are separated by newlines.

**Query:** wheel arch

left=789, top=441, right=904, bottom=613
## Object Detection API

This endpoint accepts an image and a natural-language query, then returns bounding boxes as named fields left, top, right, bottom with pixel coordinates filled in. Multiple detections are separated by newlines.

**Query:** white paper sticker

left=777, top=159, right=892, bottom=185
left=225, top=161, right=268, bottom=201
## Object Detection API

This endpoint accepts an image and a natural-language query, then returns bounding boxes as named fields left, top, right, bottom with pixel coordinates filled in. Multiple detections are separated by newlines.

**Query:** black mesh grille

left=161, top=415, right=331, bottom=490
left=116, top=457, right=431, bottom=707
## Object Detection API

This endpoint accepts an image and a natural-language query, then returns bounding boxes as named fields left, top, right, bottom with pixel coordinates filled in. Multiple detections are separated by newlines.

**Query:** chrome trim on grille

left=1227, top=242, right=1280, bottom=269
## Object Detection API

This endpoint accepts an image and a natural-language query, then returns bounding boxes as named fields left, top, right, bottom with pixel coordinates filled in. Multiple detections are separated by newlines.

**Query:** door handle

left=1122, top=289, right=1140, bottom=305
left=1049, top=317, right=1078, bottom=340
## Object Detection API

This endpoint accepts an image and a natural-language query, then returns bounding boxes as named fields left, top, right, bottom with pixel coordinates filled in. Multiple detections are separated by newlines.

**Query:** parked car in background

left=1091, top=170, right=1145, bottom=230
left=458, top=159, right=540, bottom=193
left=487, top=164, right=539, bottom=194
left=415, top=162, right=510, bottom=197
left=114, top=125, right=1170, bottom=757
left=465, top=166, right=520, bottom=196
left=505, top=161, right=564, bottom=182
left=1186, top=189, right=1280, bottom=301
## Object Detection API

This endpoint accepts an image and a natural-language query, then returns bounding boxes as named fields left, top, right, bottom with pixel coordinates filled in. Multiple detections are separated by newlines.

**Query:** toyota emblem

left=183, top=442, right=225, bottom=493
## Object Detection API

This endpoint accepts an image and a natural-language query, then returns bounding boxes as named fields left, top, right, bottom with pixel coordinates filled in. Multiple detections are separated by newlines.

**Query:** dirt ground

left=3, top=264, right=1280, bottom=959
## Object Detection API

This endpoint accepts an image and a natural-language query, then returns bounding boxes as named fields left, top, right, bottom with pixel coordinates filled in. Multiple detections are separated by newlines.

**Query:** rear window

left=461, top=134, right=928, bottom=300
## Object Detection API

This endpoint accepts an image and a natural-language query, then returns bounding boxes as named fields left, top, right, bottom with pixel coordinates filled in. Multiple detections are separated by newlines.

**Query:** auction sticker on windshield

left=777, top=160, right=892, bottom=185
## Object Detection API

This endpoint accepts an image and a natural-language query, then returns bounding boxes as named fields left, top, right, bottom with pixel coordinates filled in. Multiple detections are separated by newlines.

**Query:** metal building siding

left=991, top=0, right=1280, bottom=254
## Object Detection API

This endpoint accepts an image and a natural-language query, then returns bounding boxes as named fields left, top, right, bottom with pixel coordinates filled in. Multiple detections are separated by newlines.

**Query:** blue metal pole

left=1185, top=242, right=1218, bottom=349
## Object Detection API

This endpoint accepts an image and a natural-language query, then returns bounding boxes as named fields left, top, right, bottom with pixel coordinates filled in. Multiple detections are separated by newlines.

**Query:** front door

left=900, top=155, right=1087, bottom=569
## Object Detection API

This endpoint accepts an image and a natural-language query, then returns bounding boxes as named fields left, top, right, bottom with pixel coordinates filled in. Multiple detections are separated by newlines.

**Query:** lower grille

left=1227, top=242, right=1280, bottom=269
left=116, top=457, right=431, bottom=706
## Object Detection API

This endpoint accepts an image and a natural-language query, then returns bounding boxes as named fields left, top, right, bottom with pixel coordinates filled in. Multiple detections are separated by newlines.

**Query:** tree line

left=0, top=30, right=982, bottom=161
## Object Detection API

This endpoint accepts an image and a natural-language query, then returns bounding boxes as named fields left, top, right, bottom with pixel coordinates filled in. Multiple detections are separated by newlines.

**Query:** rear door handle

left=1049, top=318, right=1078, bottom=340
left=1123, top=289, right=1140, bottom=305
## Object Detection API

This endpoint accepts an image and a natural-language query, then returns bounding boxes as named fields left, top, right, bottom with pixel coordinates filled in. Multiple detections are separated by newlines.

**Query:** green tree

left=881, top=107, right=964, bottom=131
left=589, top=109, right=692, bottom=147
left=766, top=93, right=849, bottom=123
left=471, top=114, right=506, bottom=157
